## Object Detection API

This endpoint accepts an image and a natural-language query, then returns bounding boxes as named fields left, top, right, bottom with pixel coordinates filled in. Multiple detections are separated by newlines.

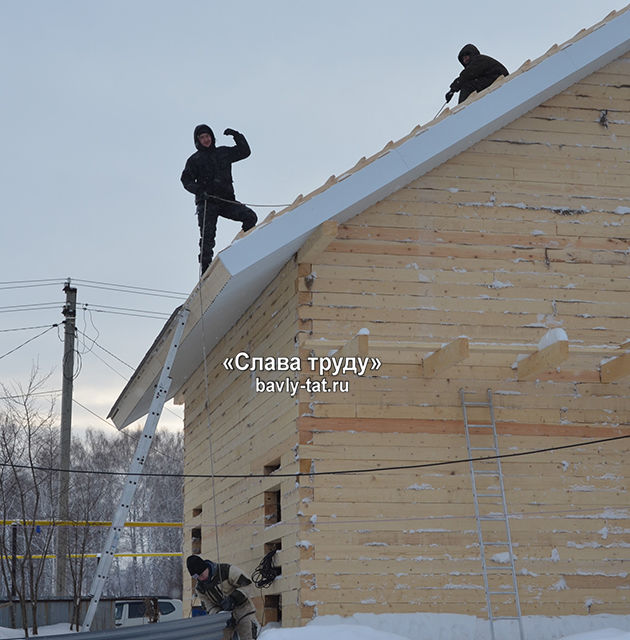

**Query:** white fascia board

left=111, top=11, right=630, bottom=428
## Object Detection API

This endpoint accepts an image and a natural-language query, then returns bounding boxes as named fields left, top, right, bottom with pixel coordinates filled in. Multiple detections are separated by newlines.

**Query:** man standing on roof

left=181, top=124, right=257, bottom=275
left=445, top=44, right=508, bottom=105
left=186, top=554, right=259, bottom=640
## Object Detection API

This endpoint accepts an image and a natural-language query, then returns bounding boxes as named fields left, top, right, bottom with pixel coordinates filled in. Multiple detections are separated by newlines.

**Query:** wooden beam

left=421, top=337, right=469, bottom=377
left=600, top=352, right=630, bottom=383
left=518, top=340, right=569, bottom=381
left=298, top=221, right=338, bottom=263
left=333, top=331, right=369, bottom=359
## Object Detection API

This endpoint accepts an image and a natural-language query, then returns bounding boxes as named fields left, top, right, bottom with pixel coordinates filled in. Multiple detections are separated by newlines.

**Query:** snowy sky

left=1, top=0, right=628, bottom=434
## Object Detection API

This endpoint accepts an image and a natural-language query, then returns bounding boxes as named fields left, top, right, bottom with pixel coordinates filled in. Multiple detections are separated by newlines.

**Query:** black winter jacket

left=181, top=125, right=251, bottom=204
left=450, top=44, right=508, bottom=104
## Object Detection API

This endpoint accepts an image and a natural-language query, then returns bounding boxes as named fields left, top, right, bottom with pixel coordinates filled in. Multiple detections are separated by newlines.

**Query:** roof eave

left=109, top=9, right=630, bottom=429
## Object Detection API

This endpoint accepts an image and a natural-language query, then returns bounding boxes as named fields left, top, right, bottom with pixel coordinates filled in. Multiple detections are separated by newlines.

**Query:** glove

left=224, top=128, right=238, bottom=137
left=220, top=596, right=235, bottom=611
left=445, top=90, right=454, bottom=103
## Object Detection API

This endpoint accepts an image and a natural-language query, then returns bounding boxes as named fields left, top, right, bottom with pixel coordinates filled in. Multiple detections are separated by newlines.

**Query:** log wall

left=294, top=54, right=630, bottom=622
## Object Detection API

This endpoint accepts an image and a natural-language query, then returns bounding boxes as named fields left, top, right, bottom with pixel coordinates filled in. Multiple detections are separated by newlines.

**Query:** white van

left=114, top=598, right=183, bottom=627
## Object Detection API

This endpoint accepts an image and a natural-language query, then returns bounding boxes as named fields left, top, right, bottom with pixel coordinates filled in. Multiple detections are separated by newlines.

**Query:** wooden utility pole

left=56, top=279, right=77, bottom=595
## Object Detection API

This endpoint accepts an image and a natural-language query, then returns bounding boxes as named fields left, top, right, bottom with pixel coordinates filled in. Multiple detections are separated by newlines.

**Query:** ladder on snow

left=460, top=389, right=525, bottom=640
left=81, top=306, right=189, bottom=632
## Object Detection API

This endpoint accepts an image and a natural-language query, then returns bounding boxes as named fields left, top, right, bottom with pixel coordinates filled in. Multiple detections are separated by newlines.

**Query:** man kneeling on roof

left=445, top=44, right=508, bottom=104
left=187, top=554, right=259, bottom=640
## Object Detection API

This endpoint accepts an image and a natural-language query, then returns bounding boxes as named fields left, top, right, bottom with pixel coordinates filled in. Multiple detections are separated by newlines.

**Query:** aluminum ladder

left=460, top=389, right=525, bottom=640
left=81, top=306, right=189, bottom=631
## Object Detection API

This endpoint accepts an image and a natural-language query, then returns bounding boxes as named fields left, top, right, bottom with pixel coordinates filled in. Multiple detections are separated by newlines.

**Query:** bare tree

left=65, top=435, right=116, bottom=630
left=0, top=368, right=59, bottom=637
left=70, top=427, right=183, bottom=601
left=106, top=427, right=183, bottom=598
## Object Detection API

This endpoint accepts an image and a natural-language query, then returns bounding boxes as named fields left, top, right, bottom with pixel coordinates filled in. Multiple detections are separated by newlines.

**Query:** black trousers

left=196, top=198, right=257, bottom=273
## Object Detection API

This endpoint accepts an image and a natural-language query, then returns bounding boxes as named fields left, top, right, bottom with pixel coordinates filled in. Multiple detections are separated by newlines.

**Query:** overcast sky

left=1, top=0, right=628, bottom=434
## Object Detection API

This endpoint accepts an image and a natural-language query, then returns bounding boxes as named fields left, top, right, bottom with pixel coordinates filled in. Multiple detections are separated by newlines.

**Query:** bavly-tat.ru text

left=255, top=376, right=349, bottom=397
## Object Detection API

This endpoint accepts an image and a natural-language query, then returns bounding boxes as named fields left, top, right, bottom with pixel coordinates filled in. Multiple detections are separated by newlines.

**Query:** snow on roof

left=109, top=6, right=630, bottom=429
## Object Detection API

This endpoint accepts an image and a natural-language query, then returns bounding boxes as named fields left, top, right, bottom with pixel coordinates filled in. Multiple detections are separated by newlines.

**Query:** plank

left=298, top=220, right=338, bottom=263
left=420, top=337, right=469, bottom=377
left=600, top=352, right=630, bottom=383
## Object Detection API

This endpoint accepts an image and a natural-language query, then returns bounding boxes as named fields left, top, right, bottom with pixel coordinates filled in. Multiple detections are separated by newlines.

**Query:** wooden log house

left=110, top=7, right=630, bottom=628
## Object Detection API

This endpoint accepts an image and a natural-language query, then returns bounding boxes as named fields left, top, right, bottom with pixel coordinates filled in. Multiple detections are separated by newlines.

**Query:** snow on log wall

left=294, top=54, right=630, bottom=621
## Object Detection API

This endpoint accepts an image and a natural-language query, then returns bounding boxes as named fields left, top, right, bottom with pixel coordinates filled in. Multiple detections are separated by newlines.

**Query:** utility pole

left=56, top=279, right=77, bottom=596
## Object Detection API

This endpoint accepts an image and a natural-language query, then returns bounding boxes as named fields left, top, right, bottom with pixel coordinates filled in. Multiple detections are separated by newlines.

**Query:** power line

left=0, top=432, right=627, bottom=480
left=0, top=303, right=63, bottom=314
left=81, top=307, right=170, bottom=320
left=0, top=389, right=61, bottom=401
left=75, top=328, right=134, bottom=370
left=72, top=398, right=182, bottom=465
left=0, top=324, right=57, bottom=333
left=0, top=278, right=188, bottom=300
left=73, top=279, right=187, bottom=299
left=79, top=303, right=170, bottom=317
left=0, top=278, right=66, bottom=288
left=73, top=326, right=184, bottom=422
left=0, top=325, right=58, bottom=361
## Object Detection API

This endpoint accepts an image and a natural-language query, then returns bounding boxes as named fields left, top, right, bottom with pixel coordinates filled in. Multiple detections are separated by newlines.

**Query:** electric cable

left=72, top=326, right=184, bottom=424
left=0, top=277, right=187, bottom=299
left=251, top=550, right=281, bottom=588
left=78, top=303, right=171, bottom=318
left=0, top=432, right=626, bottom=480
left=0, top=324, right=57, bottom=333
left=0, top=303, right=63, bottom=314
left=0, top=278, right=66, bottom=290
left=0, top=389, right=61, bottom=401
left=0, top=325, right=58, bottom=361
left=73, top=280, right=187, bottom=300
left=71, top=398, right=182, bottom=466
left=75, top=327, right=134, bottom=370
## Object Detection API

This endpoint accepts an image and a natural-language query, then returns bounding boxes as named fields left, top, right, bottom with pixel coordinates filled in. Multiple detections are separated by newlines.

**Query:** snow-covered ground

left=2, top=614, right=630, bottom=640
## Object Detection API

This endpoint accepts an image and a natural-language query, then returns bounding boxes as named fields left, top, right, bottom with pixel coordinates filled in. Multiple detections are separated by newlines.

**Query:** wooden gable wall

left=181, top=259, right=304, bottom=621
left=293, top=54, right=630, bottom=622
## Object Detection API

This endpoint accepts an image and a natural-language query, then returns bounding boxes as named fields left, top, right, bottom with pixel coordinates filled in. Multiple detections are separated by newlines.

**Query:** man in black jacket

left=446, top=44, right=508, bottom=104
left=186, top=555, right=259, bottom=640
left=181, top=124, right=257, bottom=274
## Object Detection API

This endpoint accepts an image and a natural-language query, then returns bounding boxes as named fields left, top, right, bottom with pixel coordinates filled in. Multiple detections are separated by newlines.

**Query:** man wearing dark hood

left=446, top=44, right=508, bottom=104
left=181, top=125, right=257, bottom=274
left=186, top=554, right=259, bottom=640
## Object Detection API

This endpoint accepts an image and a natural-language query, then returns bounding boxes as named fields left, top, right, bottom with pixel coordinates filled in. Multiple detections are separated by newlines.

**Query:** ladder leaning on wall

left=81, top=306, right=189, bottom=632
left=460, top=389, right=525, bottom=640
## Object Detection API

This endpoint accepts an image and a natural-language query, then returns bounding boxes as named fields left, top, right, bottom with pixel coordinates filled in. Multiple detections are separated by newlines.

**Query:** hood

left=194, top=124, right=216, bottom=150
left=458, top=44, right=480, bottom=66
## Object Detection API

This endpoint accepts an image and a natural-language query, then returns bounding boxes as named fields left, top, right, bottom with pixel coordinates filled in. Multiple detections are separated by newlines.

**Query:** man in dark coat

left=181, top=124, right=257, bottom=274
left=186, top=555, right=259, bottom=640
left=446, top=44, right=508, bottom=104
